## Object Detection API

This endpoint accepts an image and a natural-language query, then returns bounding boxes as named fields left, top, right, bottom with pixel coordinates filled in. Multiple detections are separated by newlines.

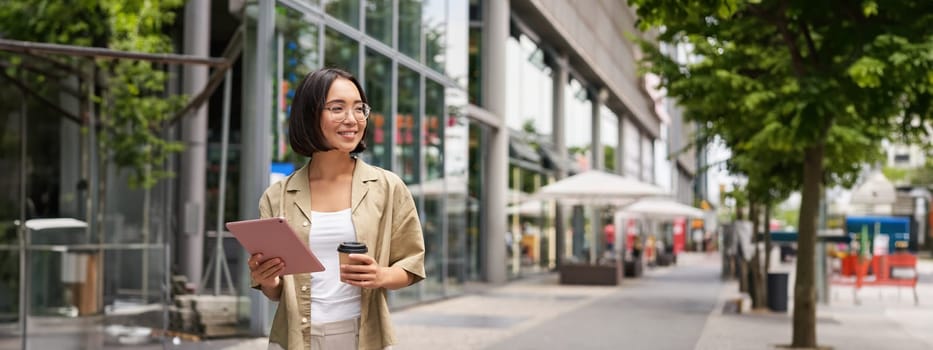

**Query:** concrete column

left=482, top=0, right=509, bottom=284
left=592, top=88, right=607, bottom=171
left=244, top=0, right=275, bottom=335
left=552, top=54, right=568, bottom=266
left=179, top=0, right=210, bottom=291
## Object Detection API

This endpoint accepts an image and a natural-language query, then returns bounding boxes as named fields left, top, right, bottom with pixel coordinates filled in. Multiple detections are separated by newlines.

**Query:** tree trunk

left=750, top=200, right=767, bottom=309
left=792, top=142, right=824, bottom=348
left=737, top=252, right=749, bottom=293
left=765, top=204, right=772, bottom=272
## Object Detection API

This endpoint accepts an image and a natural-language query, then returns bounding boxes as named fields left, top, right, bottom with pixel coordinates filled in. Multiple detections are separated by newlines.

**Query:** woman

left=246, top=68, right=425, bottom=350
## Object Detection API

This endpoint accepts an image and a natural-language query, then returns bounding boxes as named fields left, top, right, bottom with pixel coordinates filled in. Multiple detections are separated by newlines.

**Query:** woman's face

left=320, top=77, right=367, bottom=153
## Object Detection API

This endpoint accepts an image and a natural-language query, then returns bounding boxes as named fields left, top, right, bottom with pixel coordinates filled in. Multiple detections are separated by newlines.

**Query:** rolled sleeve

left=389, top=185, right=426, bottom=284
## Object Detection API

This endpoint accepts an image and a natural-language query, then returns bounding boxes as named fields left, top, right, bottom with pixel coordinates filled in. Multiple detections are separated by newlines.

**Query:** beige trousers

left=310, top=317, right=360, bottom=350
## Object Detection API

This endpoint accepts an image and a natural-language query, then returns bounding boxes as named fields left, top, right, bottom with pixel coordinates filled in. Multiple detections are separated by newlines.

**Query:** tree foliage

left=632, top=0, right=933, bottom=347
left=0, top=0, right=186, bottom=188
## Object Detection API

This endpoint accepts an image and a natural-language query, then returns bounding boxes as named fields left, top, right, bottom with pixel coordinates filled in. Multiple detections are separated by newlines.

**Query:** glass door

left=465, top=122, right=490, bottom=282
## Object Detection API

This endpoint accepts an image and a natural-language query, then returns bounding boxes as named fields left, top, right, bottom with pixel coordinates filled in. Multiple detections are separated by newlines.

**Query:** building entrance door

left=465, top=122, right=491, bottom=282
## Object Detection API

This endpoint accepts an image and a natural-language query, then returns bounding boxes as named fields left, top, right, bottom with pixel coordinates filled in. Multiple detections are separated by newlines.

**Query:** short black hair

left=288, top=68, right=368, bottom=157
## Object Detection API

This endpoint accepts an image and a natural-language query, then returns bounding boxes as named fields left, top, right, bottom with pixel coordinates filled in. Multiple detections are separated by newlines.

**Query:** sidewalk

left=223, top=253, right=719, bottom=350
left=221, top=253, right=933, bottom=350
left=695, top=258, right=933, bottom=350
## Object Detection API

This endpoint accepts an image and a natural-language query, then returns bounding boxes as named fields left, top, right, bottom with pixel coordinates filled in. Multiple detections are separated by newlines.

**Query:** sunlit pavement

left=696, top=256, right=933, bottom=350
left=217, top=252, right=933, bottom=350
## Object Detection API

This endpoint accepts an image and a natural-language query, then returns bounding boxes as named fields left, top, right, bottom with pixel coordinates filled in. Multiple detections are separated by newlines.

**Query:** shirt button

left=301, top=317, right=308, bottom=324
left=301, top=285, right=308, bottom=292
left=302, top=221, right=309, bottom=227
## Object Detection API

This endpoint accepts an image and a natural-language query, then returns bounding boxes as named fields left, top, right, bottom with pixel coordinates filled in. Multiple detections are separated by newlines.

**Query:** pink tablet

left=226, top=217, right=325, bottom=275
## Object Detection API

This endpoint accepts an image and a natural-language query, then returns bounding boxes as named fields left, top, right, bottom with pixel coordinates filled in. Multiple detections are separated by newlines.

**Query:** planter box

left=623, top=259, right=643, bottom=278
left=559, top=262, right=622, bottom=286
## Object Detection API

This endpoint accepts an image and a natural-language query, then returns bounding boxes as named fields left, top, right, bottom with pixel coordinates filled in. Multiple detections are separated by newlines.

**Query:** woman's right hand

left=248, top=253, right=285, bottom=289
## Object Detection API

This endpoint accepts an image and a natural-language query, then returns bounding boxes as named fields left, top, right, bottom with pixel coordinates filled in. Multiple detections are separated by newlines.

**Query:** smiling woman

left=249, top=67, right=426, bottom=350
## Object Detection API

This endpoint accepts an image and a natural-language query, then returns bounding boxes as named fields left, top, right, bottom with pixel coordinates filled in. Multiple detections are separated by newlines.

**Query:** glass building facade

left=242, top=0, right=471, bottom=318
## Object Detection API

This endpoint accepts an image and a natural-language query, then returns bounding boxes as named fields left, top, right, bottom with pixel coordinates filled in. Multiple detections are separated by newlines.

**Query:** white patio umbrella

left=507, top=200, right=547, bottom=217
left=621, top=197, right=706, bottom=220
left=407, top=176, right=468, bottom=197
left=850, top=170, right=897, bottom=205
left=849, top=170, right=896, bottom=215
left=531, top=170, right=668, bottom=205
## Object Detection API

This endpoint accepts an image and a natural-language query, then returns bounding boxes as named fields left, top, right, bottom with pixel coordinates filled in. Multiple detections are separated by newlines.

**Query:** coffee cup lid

left=337, top=241, right=368, bottom=253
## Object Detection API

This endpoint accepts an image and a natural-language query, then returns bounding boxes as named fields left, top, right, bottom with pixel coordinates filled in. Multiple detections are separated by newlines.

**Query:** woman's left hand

left=340, top=254, right=386, bottom=289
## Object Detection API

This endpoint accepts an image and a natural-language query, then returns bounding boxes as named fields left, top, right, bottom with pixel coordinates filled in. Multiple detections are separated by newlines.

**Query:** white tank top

left=308, top=208, right=361, bottom=323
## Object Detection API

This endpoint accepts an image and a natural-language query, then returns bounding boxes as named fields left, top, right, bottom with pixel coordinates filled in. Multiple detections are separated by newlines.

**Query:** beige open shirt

left=254, top=159, right=426, bottom=350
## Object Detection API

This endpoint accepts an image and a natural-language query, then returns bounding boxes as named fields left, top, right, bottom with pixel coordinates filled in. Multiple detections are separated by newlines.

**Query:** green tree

left=0, top=0, right=185, bottom=189
left=633, top=1, right=933, bottom=347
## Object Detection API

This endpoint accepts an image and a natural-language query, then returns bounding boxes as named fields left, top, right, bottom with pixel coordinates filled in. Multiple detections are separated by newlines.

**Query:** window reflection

left=445, top=0, right=469, bottom=87
left=325, top=27, right=359, bottom=76
left=273, top=6, right=319, bottom=167
left=601, top=106, right=618, bottom=173
left=642, top=134, right=654, bottom=183
left=365, top=0, right=393, bottom=46
left=444, top=88, right=468, bottom=293
left=396, top=66, right=421, bottom=184
left=422, top=80, right=445, bottom=297
left=423, top=0, right=446, bottom=71
left=467, top=26, right=482, bottom=105
left=398, top=0, right=423, bottom=61
left=324, top=0, right=360, bottom=28
left=505, top=34, right=553, bottom=138
left=564, top=78, right=592, bottom=171
left=564, top=78, right=593, bottom=262
left=623, top=117, right=641, bottom=178
left=363, top=49, right=392, bottom=169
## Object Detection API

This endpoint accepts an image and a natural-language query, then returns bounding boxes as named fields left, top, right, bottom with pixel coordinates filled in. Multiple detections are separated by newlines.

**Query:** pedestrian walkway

left=220, top=253, right=933, bottom=350
left=394, top=252, right=722, bottom=350
left=695, top=258, right=933, bottom=350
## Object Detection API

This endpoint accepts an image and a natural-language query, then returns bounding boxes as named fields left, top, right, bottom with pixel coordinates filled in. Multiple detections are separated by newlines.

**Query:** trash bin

left=767, top=272, right=789, bottom=312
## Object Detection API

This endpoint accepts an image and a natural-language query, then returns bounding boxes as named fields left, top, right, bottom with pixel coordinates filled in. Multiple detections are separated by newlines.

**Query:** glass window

left=325, top=27, right=359, bottom=76
left=642, top=134, right=654, bottom=183
left=564, top=78, right=592, bottom=171
left=444, top=88, right=469, bottom=293
left=0, top=88, right=26, bottom=329
left=273, top=6, right=319, bottom=167
left=465, top=123, right=487, bottom=281
left=365, top=0, right=393, bottom=46
left=469, top=0, right=482, bottom=21
left=425, top=80, right=445, bottom=181
left=362, top=49, right=393, bottom=169
left=506, top=34, right=553, bottom=138
left=600, top=106, right=618, bottom=173
left=563, top=78, right=593, bottom=263
left=467, top=26, right=482, bottom=105
left=396, top=66, right=421, bottom=184
left=423, top=0, right=446, bottom=71
left=392, top=66, right=421, bottom=306
left=445, top=0, right=469, bottom=88
left=324, top=0, right=360, bottom=28
left=422, top=79, right=445, bottom=298
left=398, top=0, right=423, bottom=61
left=623, top=117, right=640, bottom=178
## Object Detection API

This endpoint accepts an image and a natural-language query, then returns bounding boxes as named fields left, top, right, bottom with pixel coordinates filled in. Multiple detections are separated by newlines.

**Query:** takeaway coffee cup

left=337, top=241, right=368, bottom=281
